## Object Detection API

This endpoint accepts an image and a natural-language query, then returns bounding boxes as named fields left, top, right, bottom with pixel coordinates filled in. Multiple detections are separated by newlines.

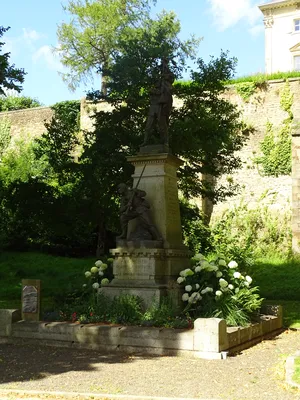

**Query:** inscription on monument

left=22, top=285, right=38, bottom=313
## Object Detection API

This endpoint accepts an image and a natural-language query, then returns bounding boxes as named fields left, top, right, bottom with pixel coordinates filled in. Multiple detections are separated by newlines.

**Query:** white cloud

left=207, top=0, right=263, bottom=32
left=3, top=28, right=45, bottom=55
left=22, top=28, right=45, bottom=44
left=32, top=45, right=63, bottom=72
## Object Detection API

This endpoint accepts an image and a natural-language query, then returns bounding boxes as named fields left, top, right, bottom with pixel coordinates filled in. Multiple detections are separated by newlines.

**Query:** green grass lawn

left=0, top=251, right=94, bottom=311
left=293, top=357, right=300, bottom=384
left=249, top=256, right=300, bottom=329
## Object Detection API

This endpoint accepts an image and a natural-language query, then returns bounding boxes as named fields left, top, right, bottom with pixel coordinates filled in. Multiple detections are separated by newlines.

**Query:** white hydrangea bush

left=84, top=258, right=113, bottom=291
left=177, top=254, right=263, bottom=326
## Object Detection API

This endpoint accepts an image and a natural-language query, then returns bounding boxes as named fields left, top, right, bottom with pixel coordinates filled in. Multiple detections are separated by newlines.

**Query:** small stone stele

left=22, top=279, right=41, bottom=321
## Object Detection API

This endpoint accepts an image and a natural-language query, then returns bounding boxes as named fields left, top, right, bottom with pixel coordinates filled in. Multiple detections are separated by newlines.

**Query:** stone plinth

left=103, top=151, right=190, bottom=307
left=127, top=152, right=184, bottom=249
left=102, top=243, right=189, bottom=308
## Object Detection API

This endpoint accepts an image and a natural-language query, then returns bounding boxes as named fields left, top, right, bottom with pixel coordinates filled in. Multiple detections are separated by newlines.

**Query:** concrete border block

left=0, top=309, right=21, bottom=337
left=193, top=318, right=228, bottom=352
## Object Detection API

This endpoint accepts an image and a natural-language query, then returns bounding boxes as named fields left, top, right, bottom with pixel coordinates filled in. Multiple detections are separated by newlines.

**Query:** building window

left=294, top=55, right=300, bottom=70
left=295, top=19, right=300, bottom=31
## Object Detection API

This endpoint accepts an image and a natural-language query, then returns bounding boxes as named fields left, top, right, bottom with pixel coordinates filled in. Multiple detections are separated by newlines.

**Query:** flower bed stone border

left=0, top=305, right=282, bottom=359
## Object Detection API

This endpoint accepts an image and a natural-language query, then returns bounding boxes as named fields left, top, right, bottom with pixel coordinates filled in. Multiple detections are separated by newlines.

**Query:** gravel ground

left=0, top=329, right=300, bottom=400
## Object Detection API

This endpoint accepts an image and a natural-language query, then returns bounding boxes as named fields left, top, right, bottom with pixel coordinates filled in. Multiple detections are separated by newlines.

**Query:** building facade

left=259, top=0, right=300, bottom=73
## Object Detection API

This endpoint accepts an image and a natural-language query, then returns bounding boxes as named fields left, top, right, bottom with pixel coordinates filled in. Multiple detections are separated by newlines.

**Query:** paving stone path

left=0, top=329, right=300, bottom=400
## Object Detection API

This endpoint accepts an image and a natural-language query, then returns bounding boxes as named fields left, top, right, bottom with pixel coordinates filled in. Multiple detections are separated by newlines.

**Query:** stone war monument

left=102, top=59, right=190, bottom=308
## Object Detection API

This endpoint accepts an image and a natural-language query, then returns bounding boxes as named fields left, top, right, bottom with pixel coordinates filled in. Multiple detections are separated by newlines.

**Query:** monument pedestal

left=102, top=151, right=190, bottom=308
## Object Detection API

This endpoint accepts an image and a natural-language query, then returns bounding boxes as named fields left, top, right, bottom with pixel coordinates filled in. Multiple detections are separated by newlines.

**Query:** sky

left=2, top=0, right=272, bottom=106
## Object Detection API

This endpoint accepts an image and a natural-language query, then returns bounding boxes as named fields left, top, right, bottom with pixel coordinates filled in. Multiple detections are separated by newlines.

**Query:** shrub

left=0, top=95, right=42, bottom=111
left=177, top=254, right=263, bottom=326
left=180, top=198, right=212, bottom=255
left=210, top=202, right=292, bottom=265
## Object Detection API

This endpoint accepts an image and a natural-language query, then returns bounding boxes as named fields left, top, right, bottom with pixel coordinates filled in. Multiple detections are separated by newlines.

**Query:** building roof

left=259, top=0, right=299, bottom=11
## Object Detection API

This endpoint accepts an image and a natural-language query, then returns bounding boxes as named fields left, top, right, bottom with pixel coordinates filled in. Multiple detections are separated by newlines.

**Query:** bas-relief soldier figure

left=117, top=183, right=161, bottom=241
left=142, top=59, right=175, bottom=146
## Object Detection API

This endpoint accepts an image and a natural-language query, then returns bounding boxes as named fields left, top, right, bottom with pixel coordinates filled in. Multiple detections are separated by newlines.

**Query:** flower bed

left=0, top=305, right=282, bottom=359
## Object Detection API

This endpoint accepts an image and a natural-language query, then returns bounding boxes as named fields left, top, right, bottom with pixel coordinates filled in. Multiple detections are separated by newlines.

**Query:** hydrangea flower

left=244, top=281, right=250, bottom=287
left=185, top=285, right=192, bottom=292
left=107, top=258, right=114, bottom=264
left=228, top=284, right=234, bottom=290
left=245, top=275, right=252, bottom=284
left=233, top=271, right=241, bottom=279
left=177, top=277, right=185, bottom=284
left=216, top=271, right=223, bottom=278
left=195, top=266, right=202, bottom=273
left=194, top=253, right=205, bottom=261
left=85, top=271, right=91, bottom=278
left=82, top=284, right=87, bottom=288
left=180, top=268, right=194, bottom=277
left=201, top=287, right=210, bottom=294
left=101, top=278, right=109, bottom=285
left=182, top=293, right=189, bottom=302
left=195, top=283, right=200, bottom=290
left=99, top=270, right=104, bottom=276
left=215, top=290, right=222, bottom=297
left=201, top=260, right=211, bottom=269
left=219, top=278, right=228, bottom=288
left=235, top=288, right=240, bottom=294
left=92, top=282, right=100, bottom=289
left=228, top=260, right=238, bottom=269
left=218, top=259, right=226, bottom=266
left=91, top=266, right=99, bottom=274
left=100, top=263, right=108, bottom=271
left=95, top=260, right=103, bottom=267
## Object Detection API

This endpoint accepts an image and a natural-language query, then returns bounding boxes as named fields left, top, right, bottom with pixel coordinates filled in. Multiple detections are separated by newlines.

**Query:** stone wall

left=212, top=78, right=300, bottom=217
left=0, top=106, right=54, bottom=143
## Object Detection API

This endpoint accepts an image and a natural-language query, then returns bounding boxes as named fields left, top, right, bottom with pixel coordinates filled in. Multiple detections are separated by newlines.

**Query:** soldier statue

left=142, top=59, right=175, bottom=146
left=117, top=183, right=161, bottom=240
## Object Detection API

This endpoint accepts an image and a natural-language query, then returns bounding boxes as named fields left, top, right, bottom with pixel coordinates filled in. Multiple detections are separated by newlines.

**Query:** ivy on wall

left=236, top=82, right=257, bottom=102
left=255, top=81, right=292, bottom=177
left=0, top=117, right=11, bottom=157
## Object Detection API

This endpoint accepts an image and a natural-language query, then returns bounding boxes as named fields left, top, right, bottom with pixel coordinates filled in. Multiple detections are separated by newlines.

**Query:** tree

left=0, top=27, right=26, bottom=95
left=56, top=0, right=158, bottom=94
left=0, top=95, right=42, bottom=111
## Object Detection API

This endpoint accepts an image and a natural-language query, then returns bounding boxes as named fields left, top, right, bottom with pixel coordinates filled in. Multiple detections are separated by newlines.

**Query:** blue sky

left=2, top=0, right=270, bottom=106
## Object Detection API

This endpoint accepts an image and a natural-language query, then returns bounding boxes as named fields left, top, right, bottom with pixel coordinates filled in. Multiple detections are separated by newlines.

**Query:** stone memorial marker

left=101, top=59, right=190, bottom=308
left=22, top=279, right=41, bottom=321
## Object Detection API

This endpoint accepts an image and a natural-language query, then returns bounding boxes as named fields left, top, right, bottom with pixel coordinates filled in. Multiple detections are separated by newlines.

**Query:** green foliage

left=178, top=255, right=263, bottom=326
left=228, top=71, right=300, bottom=84
left=57, top=292, right=190, bottom=328
left=180, top=198, right=212, bottom=254
left=255, top=82, right=292, bottom=176
left=255, top=122, right=291, bottom=176
left=56, top=0, right=162, bottom=93
left=142, top=297, right=190, bottom=328
left=0, top=117, right=10, bottom=156
left=0, top=26, right=26, bottom=95
left=0, top=95, right=42, bottom=111
left=211, top=202, right=292, bottom=265
left=235, top=81, right=256, bottom=102
left=35, top=100, right=81, bottom=173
